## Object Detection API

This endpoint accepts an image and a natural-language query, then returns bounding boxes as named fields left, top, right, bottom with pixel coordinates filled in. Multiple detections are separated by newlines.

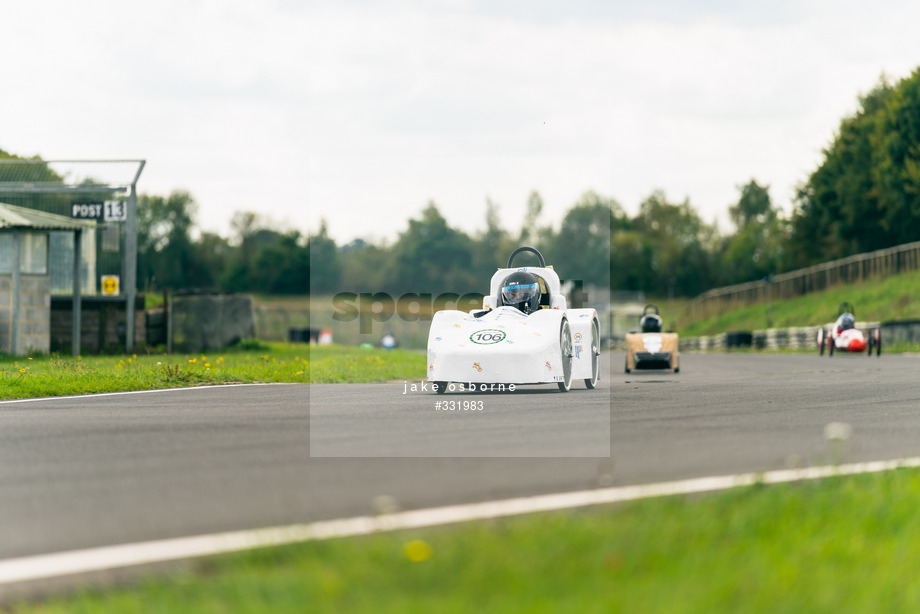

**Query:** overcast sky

left=5, top=1, right=920, bottom=243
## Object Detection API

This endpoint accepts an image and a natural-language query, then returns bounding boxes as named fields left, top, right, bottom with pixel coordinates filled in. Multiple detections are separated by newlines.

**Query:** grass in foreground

left=14, top=468, right=920, bottom=613
left=0, top=342, right=308, bottom=400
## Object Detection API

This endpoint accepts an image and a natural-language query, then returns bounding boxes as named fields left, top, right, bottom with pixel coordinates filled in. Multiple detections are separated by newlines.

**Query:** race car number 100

left=470, top=329, right=506, bottom=344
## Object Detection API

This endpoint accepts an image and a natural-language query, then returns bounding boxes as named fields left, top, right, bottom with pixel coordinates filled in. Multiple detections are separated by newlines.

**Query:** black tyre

left=876, top=329, right=882, bottom=357
left=828, top=336, right=834, bottom=357
left=817, top=328, right=825, bottom=356
left=558, top=318, right=573, bottom=392
left=435, top=381, right=448, bottom=394
left=585, top=318, right=600, bottom=389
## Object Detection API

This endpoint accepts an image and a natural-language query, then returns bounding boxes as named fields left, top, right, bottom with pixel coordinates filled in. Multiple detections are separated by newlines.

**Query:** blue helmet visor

left=501, top=282, right=539, bottom=305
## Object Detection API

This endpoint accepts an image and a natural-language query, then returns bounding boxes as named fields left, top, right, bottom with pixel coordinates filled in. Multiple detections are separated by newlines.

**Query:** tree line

left=136, top=191, right=310, bottom=294
left=787, top=68, right=920, bottom=267
left=309, top=186, right=775, bottom=298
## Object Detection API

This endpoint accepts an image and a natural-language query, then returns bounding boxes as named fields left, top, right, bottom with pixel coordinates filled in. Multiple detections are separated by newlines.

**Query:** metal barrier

left=683, top=241, right=920, bottom=322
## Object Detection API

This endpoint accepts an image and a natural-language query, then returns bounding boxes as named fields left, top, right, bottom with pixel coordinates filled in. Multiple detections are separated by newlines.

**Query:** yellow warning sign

left=101, top=275, right=120, bottom=296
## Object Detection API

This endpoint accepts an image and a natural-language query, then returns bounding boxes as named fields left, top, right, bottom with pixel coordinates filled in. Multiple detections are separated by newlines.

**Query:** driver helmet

left=839, top=313, right=855, bottom=331
left=640, top=313, right=663, bottom=333
left=500, top=271, right=541, bottom=314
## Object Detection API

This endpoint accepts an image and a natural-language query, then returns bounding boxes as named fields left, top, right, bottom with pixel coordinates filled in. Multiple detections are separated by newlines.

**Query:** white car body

left=427, top=256, right=601, bottom=392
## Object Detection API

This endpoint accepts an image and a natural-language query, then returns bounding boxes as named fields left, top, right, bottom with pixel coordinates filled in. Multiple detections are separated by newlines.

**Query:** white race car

left=427, top=246, right=601, bottom=393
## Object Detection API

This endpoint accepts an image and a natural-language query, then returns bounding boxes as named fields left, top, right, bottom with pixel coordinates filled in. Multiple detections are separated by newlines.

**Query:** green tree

left=788, top=69, right=920, bottom=266
left=137, top=190, right=210, bottom=290
left=195, top=232, right=231, bottom=290
left=306, top=221, right=341, bottom=294
left=472, top=198, right=515, bottom=279
left=721, top=180, right=787, bottom=284
left=730, top=179, right=775, bottom=228
left=250, top=231, right=310, bottom=294
left=632, top=191, right=719, bottom=295
left=0, top=150, right=74, bottom=214
left=544, top=191, right=614, bottom=287
left=388, top=202, right=475, bottom=294
left=340, top=239, right=393, bottom=292
left=519, top=191, right=544, bottom=244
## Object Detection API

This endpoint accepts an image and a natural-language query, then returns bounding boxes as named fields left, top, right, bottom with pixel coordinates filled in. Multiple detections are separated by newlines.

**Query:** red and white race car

left=816, top=302, right=881, bottom=357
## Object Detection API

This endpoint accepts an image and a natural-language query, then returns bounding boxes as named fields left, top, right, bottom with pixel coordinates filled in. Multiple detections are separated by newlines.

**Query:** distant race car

left=816, top=302, right=881, bottom=357
left=427, top=246, right=601, bottom=393
left=625, top=304, right=679, bottom=373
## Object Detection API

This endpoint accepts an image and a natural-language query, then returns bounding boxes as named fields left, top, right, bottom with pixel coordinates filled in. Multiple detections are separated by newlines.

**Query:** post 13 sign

left=71, top=201, right=127, bottom=222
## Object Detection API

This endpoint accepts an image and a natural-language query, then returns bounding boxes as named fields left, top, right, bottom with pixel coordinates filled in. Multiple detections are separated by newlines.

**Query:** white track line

left=2, top=456, right=920, bottom=586
left=0, top=383, right=294, bottom=405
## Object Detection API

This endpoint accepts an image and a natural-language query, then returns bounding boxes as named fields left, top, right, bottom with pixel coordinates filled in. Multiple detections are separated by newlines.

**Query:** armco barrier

left=682, top=240, right=920, bottom=322
left=879, top=320, right=920, bottom=345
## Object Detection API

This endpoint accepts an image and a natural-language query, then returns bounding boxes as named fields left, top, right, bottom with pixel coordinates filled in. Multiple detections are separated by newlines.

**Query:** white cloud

left=3, top=1, right=919, bottom=242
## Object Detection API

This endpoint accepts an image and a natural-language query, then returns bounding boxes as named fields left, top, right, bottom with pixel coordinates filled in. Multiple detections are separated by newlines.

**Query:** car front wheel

left=558, top=318, right=573, bottom=392
left=585, top=318, right=600, bottom=389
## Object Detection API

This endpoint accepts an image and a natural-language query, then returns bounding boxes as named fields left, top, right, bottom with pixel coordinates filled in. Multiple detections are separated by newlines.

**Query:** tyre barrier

left=628, top=320, right=916, bottom=352
left=725, top=331, right=753, bottom=348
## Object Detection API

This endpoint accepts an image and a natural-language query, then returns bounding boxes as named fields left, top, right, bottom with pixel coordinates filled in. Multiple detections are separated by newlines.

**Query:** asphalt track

left=3, top=351, right=920, bottom=583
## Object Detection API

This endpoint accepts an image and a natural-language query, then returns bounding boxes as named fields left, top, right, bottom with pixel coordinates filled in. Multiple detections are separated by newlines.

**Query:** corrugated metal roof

left=0, top=202, right=95, bottom=231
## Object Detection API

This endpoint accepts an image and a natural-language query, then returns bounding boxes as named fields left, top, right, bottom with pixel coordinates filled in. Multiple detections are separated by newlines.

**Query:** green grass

left=307, top=345, right=426, bottom=383
left=0, top=343, right=425, bottom=399
left=0, top=342, right=309, bottom=400
left=14, top=468, right=920, bottom=613
left=678, top=268, right=920, bottom=336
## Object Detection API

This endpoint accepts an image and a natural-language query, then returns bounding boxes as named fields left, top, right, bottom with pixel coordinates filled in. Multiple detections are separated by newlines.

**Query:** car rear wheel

left=585, top=318, right=600, bottom=389
left=817, top=328, right=825, bottom=355
left=434, top=381, right=448, bottom=394
left=558, top=318, right=573, bottom=392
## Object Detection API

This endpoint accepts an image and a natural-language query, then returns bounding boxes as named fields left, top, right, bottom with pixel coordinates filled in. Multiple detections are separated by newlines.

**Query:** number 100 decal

left=470, top=329, right=506, bottom=344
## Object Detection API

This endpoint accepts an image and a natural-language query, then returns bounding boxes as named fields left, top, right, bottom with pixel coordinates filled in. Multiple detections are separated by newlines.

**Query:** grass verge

left=308, top=345, right=426, bottom=383
left=13, top=468, right=920, bottom=613
left=0, top=343, right=425, bottom=399
left=0, top=342, right=308, bottom=400
left=678, top=268, right=920, bottom=336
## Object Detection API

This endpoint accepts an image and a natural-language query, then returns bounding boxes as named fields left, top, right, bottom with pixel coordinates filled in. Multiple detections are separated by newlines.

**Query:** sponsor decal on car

left=642, top=335, right=663, bottom=353
left=472, top=362, right=483, bottom=372
left=469, top=330, right=506, bottom=344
